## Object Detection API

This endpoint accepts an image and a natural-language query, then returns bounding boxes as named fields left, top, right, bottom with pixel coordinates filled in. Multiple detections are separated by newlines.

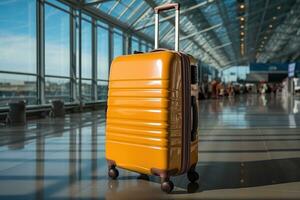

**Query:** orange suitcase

left=105, top=3, right=199, bottom=193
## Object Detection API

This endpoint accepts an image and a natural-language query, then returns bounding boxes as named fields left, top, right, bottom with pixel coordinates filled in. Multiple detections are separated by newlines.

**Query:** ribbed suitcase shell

left=106, top=51, right=198, bottom=176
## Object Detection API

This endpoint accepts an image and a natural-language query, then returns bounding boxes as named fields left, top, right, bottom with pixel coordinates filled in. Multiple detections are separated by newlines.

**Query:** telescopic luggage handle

left=154, top=3, right=180, bottom=51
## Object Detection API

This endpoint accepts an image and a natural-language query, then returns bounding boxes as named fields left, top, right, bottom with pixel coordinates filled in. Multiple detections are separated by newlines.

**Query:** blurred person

left=234, top=84, right=240, bottom=95
left=272, top=84, right=277, bottom=96
left=198, top=86, right=205, bottom=100
left=217, top=82, right=225, bottom=97
left=211, top=80, right=218, bottom=99
left=208, top=81, right=212, bottom=99
left=202, top=82, right=208, bottom=99
left=227, top=82, right=235, bottom=97
left=261, top=83, right=268, bottom=94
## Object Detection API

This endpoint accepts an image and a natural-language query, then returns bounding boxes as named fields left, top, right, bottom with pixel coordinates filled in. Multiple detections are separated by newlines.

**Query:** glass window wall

left=81, top=20, right=92, bottom=79
left=141, top=42, right=147, bottom=52
left=0, top=73, right=37, bottom=106
left=97, top=81, right=108, bottom=101
left=0, top=0, right=37, bottom=106
left=97, top=26, right=109, bottom=80
left=113, top=30, right=123, bottom=58
left=45, top=4, right=70, bottom=77
left=45, top=3, right=71, bottom=103
left=82, top=79, right=92, bottom=101
left=0, top=0, right=153, bottom=107
left=131, top=37, right=140, bottom=53
left=0, top=0, right=36, bottom=74
left=45, top=77, right=70, bottom=102
left=97, top=25, right=109, bottom=101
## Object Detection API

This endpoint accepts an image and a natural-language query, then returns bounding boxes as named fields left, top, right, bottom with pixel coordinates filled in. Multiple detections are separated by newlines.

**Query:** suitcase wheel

left=161, top=180, right=174, bottom=193
left=108, top=167, right=119, bottom=179
left=187, top=170, right=199, bottom=183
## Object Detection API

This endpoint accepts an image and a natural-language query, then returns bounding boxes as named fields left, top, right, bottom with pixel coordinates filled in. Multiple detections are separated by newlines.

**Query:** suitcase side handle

left=191, top=96, right=198, bottom=141
left=154, top=3, right=180, bottom=51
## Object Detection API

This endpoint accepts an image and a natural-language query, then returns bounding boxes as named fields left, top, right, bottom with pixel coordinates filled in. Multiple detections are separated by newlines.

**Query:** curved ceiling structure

left=82, top=0, right=299, bottom=68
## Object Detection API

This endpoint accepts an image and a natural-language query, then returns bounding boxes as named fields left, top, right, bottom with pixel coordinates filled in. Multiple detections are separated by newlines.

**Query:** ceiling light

left=264, top=36, right=267, bottom=40
left=269, top=24, right=273, bottom=28
left=241, top=31, right=245, bottom=36
left=273, top=16, right=277, bottom=20
left=241, top=38, right=244, bottom=41
left=240, top=17, right=245, bottom=21
left=240, top=4, right=245, bottom=9
left=261, top=41, right=265, bottom=44
left=241, top=25, right=245, bottom=29
left=208, top=0, right=214, bottom=3
left=277, top=6, right=281, bottom=10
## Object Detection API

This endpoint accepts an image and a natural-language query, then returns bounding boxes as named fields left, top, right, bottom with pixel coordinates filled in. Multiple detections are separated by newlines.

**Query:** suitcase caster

left=161, top=178, right=174, bottom=193
left=187, top=170, right=199, bottom=183
left=108, top=166, right=119, bottom=179
left=161, top=180, right=174, bottom=193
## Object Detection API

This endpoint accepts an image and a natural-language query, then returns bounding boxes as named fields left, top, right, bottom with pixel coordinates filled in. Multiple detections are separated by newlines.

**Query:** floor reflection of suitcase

left=105, top=3, right=199, bottom=193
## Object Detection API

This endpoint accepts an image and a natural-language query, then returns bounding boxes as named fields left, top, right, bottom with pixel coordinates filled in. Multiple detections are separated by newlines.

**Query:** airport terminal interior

left=0, top=0, right=300, bottom=199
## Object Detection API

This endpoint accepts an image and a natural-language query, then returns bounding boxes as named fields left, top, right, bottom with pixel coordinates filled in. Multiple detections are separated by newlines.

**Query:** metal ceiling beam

left=185, top=0, right=231, bottom=66
left=62, top=0, right=156, bottom=45
left=117, top=0, right=137, bottom=20
left=135, top=0, right=209, bottom=31
left=160, top=24, right=173, bottom=41
left=108, top=0, right=120, bottom=15
left=221, top=56, right=251, bottom=69
left=257, top=0, right=300, bottom=62
left=129, top=6, right=152, bottom=29
left=143, top=0, right=223, bottom=68
left=292, top=52, right=300, bottom=61
left=183, top=41, right=194, bottom=51
left=126, top=1, right=147, bottom=23
left=212, top=42, right=232, bottom=50
left=83, top=0, right=113, bottom=6
left=135, top=0, right=284, bottom=32
left=216, top=11, right=292, bottom=38
left=254, top=0, right=270, bottom=53
left=129, top=0, right=173, bottom=29
left=180, top=23, right=222, bottom=41
left=243, top=1, right=290, bottom=22
left=268, top=48, right=300, bottom=61
left=215, top=0, right=238, bottom=65
left=65, top=0, right=224, bottom=68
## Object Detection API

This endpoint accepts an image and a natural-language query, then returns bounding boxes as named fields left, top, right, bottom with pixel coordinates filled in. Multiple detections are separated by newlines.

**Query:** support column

left=127, top=34, right=132, bottom=54
left=92, top=19, right=98, bottom=101
left=288, top=78, right=294, bottom=96
left=78, top=9, right=83, bottom=106
left=123, top=32, right=130, bottom=55
left=37, top=0, right=45, bottom=105
left=109, top=26, right=114, bottom=66
left=70, top=8, right=77, bottom=102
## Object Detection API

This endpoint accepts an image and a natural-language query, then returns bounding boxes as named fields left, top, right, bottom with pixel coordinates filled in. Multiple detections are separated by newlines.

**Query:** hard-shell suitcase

left=105, top=3, right=199, bottom=193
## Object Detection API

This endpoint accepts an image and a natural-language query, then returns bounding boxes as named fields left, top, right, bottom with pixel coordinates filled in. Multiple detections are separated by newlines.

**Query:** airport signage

left=268, top=66, right=277, bottom=71
left=288, top=63, right=296, bottom=77
left=250, top=63, right=288, bottom=73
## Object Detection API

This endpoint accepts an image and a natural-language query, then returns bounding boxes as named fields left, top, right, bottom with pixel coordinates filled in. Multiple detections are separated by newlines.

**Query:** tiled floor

left=0, top=94, right=300, bottom=199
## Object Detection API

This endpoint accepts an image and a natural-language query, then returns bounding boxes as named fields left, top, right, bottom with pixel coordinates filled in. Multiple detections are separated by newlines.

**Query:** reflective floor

left=0, top=94, right=300, bottom=199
